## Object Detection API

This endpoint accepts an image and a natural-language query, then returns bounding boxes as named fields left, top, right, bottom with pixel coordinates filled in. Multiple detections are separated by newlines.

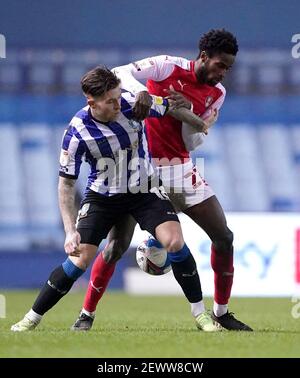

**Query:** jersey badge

left=153, top=96, right=164, bottom=105
left=77, top=203, right=90, bottom=222
left=59, top=150, right=70, bottom=167
left=128, top=119, right=142, bottom=131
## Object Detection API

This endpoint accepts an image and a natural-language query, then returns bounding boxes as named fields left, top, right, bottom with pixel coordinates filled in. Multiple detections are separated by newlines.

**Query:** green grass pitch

left=0, top=291, right=299, bottom=358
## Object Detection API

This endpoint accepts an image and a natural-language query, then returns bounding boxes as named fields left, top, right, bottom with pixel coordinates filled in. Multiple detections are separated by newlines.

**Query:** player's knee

left=164, top=235, right=184, bottom=252
left=69, top=245, right=95, bottom=271
left=69, top=255, right=89, bottom=271
left=213, top=228, right=234, bottom=253
left=103, top=238, right=129, bottom=263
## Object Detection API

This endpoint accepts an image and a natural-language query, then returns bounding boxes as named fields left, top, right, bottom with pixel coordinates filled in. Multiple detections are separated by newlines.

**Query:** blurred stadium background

left=0, top=0, right=299, bottom=298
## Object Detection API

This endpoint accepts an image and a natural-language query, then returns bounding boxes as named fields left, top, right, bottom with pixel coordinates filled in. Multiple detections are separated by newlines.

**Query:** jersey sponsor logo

left=205, top=96, right=214, bottom=108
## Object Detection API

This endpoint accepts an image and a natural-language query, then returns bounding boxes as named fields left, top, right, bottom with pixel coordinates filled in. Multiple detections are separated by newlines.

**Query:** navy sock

left=168, top=244, right=203, bottom=303
left=32, top=260, right=84, bottom=315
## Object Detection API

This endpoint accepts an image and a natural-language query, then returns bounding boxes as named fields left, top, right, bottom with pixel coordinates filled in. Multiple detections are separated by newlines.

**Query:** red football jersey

left=113, top=55, right=226, bottom=161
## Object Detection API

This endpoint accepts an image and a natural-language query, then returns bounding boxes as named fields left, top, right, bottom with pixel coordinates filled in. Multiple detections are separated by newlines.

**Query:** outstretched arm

left=169, top=107, right=218, bottom=135
left=165, top=85, right=218, bottom=134
left=129, top=89, right=218, bottom=133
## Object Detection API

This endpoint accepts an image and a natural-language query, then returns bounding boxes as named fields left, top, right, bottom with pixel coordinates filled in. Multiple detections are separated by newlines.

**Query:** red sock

left=83, top=251, right=116, bottom=313
left=211, top=244, right=234, bottom=305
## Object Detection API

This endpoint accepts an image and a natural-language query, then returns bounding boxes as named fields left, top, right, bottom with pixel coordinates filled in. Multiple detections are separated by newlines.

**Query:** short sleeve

left=59, top=126, right=84, bottom=179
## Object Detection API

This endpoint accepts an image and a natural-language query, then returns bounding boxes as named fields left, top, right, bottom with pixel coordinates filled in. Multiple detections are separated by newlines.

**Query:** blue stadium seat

left=258, top=124, right=299, bottom=211
left=20, top=123, right=64, bottom=247
left=289, top=63, right=300, bottom=89
left=0, top=124, right=30, bottom=250
left=257, top=66, right=283, bottom=94
left=192, top=126, right=234, bottom=211
left=0, top=62, right=22, bottom=91
left=29, top=65, right=56, bottom=87
left=61, top=65, right=87, bottom=91
left=223, top=123, right=269, bottom=211
left=289, top=125, right=300, bottom=209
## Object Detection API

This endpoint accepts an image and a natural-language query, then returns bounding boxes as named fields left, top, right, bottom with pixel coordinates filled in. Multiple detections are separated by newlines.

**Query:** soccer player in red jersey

left=72, top=29, right=253, bottom=331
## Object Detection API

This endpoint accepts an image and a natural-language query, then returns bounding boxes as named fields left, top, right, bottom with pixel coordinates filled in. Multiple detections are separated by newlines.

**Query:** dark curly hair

left=198, top=29, right=238, bottom=58
left=81, top=65, right=120, bottom=97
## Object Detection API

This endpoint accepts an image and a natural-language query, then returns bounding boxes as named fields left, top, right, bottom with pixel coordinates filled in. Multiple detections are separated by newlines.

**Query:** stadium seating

left=0, top=124, right=30, bottom=250
left=0, top=120, right=299, bottom=250
left=258, top=124, right=299, bottom=211
left=0, top=48, right=299, bottom=250
left=0, top=48, right=299, bottom=95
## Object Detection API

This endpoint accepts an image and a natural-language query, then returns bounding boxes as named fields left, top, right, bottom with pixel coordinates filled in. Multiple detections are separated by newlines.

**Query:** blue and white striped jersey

left=59, top=91, right=168, bottom=196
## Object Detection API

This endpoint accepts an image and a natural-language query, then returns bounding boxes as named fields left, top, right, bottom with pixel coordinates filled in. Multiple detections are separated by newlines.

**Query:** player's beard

left=196, top=64, right=216, bottom=86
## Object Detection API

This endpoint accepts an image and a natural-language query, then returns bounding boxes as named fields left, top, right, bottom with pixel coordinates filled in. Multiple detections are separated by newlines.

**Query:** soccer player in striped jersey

left=73, top=29, right=253, bottom=331
left=11, top=66, right=220, bottom=332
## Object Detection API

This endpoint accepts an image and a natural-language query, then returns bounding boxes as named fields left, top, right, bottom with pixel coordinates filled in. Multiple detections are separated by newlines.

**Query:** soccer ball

left=136, top=238, right=172, bottom=275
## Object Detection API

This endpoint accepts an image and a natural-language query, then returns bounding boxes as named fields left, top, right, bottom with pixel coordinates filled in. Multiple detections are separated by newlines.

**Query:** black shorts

left=76, top=188, right=179, bottom=246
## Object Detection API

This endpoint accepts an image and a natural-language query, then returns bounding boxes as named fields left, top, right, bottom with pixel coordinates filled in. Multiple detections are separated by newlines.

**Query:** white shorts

left=157, top=160, right=215, bottom=213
